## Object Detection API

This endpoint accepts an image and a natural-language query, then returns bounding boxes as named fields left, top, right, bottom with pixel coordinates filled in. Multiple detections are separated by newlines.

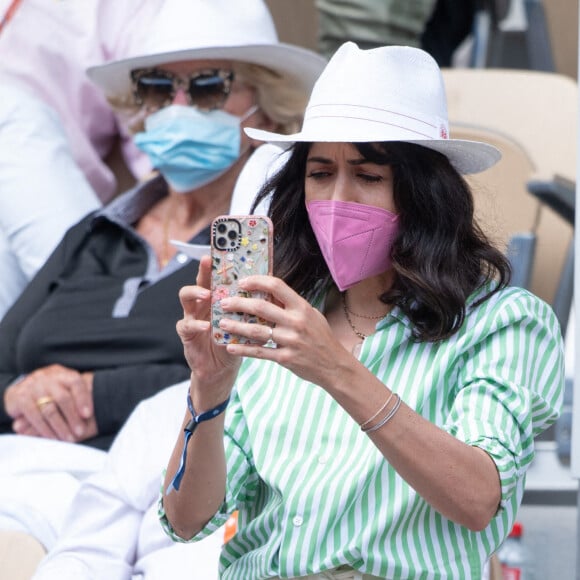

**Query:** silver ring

left=268, top=326, right=274, bottom=342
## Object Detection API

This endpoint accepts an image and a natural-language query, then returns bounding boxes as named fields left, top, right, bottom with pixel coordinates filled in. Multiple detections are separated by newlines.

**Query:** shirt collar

left=94, top=174, right=167, bottom=227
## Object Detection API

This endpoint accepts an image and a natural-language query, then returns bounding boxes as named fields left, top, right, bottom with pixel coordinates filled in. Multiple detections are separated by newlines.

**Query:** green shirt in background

left=315, top=0, right=437, bottom=59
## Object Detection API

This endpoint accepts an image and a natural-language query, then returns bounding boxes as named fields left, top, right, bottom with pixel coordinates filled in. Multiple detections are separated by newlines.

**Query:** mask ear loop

left=239, top=104, right=260, bottom=123
left=124, top=107, right=150, bottom=133
left=238, top=104, right=261, bottom=157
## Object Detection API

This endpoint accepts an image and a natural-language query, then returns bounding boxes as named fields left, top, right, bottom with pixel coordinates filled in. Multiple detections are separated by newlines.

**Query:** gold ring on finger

left=36, top=396, right=54, bottom=409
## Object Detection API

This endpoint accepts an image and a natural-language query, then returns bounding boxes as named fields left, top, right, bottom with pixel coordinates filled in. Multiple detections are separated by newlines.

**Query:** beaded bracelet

left=360, top=392, right=395, bottom=430
left=166, top=392, right=230, bottom=495
left=362, top=394, right=402, bottom=434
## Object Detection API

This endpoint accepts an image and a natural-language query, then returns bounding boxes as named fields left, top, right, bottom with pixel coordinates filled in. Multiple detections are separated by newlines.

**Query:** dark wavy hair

left=252, top=141, right=511, bottom=342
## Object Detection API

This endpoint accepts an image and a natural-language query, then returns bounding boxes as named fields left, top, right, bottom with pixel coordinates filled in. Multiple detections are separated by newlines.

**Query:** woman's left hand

left=218, top=275, right=346, bottom=389
left=7, top=368, right=97, bottom=442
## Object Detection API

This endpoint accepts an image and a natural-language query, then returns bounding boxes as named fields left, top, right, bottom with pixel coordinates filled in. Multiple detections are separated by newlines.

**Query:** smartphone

left=210, top=215, right=273, bottom=345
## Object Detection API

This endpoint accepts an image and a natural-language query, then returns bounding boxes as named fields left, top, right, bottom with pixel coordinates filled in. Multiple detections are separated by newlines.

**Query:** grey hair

left=108, top=62, right=309, bottom=135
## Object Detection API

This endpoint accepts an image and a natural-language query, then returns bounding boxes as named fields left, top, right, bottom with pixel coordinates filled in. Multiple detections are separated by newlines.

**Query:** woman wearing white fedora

left=0, top=0, right=325, bottom=450
left=161, top=42, right=564, bottom=579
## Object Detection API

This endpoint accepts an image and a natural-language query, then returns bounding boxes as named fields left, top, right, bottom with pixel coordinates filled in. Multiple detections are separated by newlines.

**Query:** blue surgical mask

left=134, top=104, right=256, bottom=193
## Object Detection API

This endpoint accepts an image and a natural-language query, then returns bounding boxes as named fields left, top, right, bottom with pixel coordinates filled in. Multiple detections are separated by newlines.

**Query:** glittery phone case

left=210, top=215, right=273, bottom=344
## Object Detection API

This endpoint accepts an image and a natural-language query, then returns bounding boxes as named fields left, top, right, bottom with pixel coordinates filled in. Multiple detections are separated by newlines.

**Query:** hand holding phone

left=210, top=215, right=273, bottom=344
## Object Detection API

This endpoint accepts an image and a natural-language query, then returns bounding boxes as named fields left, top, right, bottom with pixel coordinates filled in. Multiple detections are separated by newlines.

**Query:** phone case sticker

left=211, top=216, right=273, bottom=344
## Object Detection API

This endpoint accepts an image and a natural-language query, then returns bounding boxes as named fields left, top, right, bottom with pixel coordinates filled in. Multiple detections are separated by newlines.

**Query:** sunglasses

left=130, top=68, right=235, bottom=112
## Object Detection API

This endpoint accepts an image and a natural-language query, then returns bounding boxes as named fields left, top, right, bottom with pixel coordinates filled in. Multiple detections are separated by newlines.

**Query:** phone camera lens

left=227, top=230, right=237, bottom=240
left=217, top=223, right=227, bottom=234
left=216, top=237, right=227, bottom=248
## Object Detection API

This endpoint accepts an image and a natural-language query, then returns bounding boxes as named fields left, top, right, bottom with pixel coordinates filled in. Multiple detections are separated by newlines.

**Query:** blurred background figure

left=315, top=0, right=435, bottom=58
left=0, top=1, right=325, bottom=578
left=0, top=87, right=101, bottom=319
left=0, top=0, right=161, bottom=318
left=314, top=0, right=477, bottom=66
left=421, top=0, right=478, bottom=66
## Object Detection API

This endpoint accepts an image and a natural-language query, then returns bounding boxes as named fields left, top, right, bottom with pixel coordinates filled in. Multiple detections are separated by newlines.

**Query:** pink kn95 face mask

left=306, top=199, right=400, bottom=291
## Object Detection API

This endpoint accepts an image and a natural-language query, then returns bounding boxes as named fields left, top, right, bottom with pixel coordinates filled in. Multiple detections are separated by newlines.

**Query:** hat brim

left=87, top=44, right=327, bottom=100
left=244, top=127, right=501, bottom=175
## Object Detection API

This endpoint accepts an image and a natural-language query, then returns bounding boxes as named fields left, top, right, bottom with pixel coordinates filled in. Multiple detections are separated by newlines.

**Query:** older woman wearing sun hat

left=0, top=0, right=326, bottom=451
left=161, top=41, right=564, bottom=579
left=0, top=1, right=325, bottom=577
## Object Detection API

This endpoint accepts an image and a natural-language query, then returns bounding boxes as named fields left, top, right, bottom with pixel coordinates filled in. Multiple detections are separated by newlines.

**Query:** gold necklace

left=342, top=293, right=368, bottom=340
left=344, top=297, right=389, bottom=320
left=160, top=200, right=176, bottom=268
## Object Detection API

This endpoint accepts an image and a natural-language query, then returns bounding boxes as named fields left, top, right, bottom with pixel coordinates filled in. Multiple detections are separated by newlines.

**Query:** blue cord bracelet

left=166, top=392, right=230, bottom=495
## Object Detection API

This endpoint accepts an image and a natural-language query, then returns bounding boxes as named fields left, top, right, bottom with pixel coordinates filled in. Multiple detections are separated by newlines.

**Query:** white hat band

left=303, top=103, right=448, bottom=142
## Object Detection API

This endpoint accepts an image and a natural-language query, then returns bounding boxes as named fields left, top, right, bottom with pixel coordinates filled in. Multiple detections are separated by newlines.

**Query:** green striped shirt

left=160, top=284, right=564, bottom=579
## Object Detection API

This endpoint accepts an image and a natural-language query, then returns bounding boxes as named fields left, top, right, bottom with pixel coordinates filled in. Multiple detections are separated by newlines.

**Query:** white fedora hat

left=87, top=0, right=326, bottom=100
left=246, top=42, right=501, bottom=174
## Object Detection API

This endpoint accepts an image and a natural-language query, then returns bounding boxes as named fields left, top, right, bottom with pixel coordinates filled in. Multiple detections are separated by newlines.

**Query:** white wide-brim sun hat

left=245, top=42, right=501, bottom=174
left=87, top=0, right=326, bottom=101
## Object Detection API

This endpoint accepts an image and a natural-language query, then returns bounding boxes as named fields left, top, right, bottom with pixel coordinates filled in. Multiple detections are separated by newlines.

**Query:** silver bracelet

left=363, top=394, right=402, bottom=433
left=360, top=392, right=394, bottom=430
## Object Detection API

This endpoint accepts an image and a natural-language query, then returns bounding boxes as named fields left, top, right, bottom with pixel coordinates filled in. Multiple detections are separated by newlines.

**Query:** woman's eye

left=358, top=173, right=383, bottom=183
left=306, top=171, right=330, bottom=179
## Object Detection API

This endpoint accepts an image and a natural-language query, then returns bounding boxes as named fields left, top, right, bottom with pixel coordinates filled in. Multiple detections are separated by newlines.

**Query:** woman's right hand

left=176, top=255, right=240, bottom=406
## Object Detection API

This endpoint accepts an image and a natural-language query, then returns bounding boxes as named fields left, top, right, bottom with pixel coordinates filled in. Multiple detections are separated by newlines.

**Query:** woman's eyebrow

left=347, top=158, right=371, bottom=166
left=306, top=156, right=332, bottom=164
left=306, top=156, right=369, bottom=165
